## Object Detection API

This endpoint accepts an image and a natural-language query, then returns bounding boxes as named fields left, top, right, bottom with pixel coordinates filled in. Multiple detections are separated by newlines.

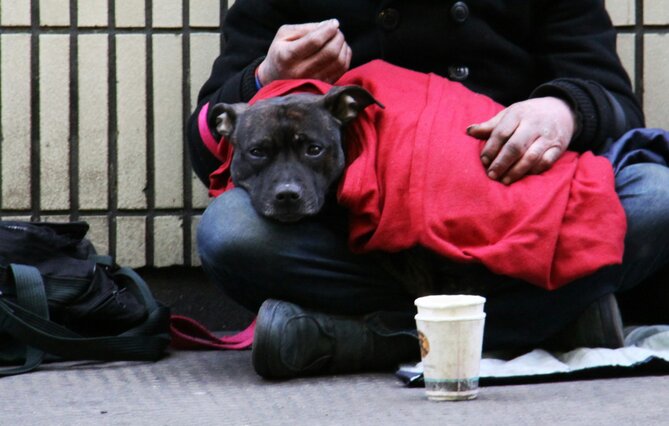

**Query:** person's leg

left=197, top=161, right=669, bottom=376
left=197, top=188, right=421, bottom=378
left=197, top=188, right=416, bottom=315
left=611, top=162, right=669, bottom=292
left=439, top=263, right=622, bottom=351
left=438, top=161, right=669, bottom=351
left=611, top=162, right=669, bottom=324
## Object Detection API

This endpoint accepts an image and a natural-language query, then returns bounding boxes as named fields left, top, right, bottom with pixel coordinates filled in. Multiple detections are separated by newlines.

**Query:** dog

left=208, top=86, right=381, bottom=223
left=207, top=84, right=477, bottom=297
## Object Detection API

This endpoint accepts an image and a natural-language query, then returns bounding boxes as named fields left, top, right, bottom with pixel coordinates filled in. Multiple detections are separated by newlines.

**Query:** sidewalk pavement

left=3, top=348, right=668, bottom=425
left=2, top=267, right=667, bottom=425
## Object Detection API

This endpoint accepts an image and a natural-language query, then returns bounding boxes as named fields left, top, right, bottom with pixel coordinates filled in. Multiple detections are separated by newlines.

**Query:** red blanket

left=200, top=60, right=626, bottom=290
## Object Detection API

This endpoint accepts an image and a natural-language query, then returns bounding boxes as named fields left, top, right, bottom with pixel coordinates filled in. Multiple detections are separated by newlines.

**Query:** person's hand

left=257, top=19, right=352, bottom=85
left=466, top=97, right=577, bottom=185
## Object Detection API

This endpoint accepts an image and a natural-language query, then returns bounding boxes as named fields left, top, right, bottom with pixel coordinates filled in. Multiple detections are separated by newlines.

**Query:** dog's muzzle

left=262, top=183, right=317, bottom=223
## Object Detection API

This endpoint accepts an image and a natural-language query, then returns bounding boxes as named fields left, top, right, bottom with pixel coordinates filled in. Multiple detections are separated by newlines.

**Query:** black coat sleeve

left=529, top=0, right=644, bottom=152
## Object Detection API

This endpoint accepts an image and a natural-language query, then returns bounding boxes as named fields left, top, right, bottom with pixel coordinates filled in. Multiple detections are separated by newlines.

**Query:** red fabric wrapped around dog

left=201, top=60, right=626, bottom=290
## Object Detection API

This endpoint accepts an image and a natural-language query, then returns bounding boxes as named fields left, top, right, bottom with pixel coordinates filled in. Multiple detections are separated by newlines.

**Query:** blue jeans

left=197, top=130, right=669, bottom=350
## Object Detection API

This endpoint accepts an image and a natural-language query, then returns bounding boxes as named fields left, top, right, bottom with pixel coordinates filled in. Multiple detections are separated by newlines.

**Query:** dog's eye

left=248, top=147, right=268, bottom=158
left=306, top=145, right=324, bottom=156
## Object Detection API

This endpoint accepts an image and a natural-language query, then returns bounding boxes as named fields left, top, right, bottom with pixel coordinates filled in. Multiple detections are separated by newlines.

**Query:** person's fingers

left=316, top=29, right=347, bottom=64
left=476, top=110, right=519, bottom=171
left=338, top=41, right=353, bottom=78
left=469, top=98, right=573, bottom=183
left=310, top=41, right=351, bottom=82
left=343, top=43, right=352, bottom=70
left=304, top=32, right=349, bottom=81
left=328, top=42, right=352, bottom=84
left=261, top=20, right=341, bottom=83
left=288, top=19, right=340, bottom=58
left=466, top=111, right=501, bottom=138
left=530, top=146, right=563, bottom=175
left=499, top=137, right=550, bottom=184
left=275, top=22, right=322, bottom=41
left=313, top=61, right=346, bottom=83
left=467, top=111, right=504, bottom=167
left=485, top=121, right=533, bottom=181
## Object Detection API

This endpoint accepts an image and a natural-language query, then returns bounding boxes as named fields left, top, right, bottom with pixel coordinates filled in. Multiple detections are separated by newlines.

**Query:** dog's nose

left=275, top=184, right=302, bottom=202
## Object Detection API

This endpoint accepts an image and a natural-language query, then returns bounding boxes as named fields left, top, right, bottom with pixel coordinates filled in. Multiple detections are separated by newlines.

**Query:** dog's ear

left=322, top=86, right=383, bottom=124
left=208, top=102, right=249, bottom=139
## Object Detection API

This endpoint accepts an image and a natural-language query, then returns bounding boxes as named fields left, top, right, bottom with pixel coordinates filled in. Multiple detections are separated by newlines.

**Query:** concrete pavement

left=2, top=266, right=668, bottom=425
left=3, top=348, right=668, bottom=425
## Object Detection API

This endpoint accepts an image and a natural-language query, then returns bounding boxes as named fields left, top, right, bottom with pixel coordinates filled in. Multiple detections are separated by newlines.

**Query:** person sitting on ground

left=187, top=0, right=669, bottom=379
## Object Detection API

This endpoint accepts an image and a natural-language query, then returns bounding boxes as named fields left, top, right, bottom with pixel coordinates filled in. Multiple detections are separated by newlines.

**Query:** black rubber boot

left=252, top=299, right=420, bottom=379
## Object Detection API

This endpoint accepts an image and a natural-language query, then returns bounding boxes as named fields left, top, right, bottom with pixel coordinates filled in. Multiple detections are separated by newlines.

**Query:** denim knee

left=616, top=163, right=669, bottom=235
left=196, top=188, right=418, bottom=314
left=197, top=188, right=273, bottom=268
left=197, top=189, right=287, bottom=310
left=615, top=163, right=669, bottom=288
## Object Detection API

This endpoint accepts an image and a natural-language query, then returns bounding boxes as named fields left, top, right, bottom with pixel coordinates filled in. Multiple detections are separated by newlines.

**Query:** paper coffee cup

left=415, top=295, right=486, bottom=401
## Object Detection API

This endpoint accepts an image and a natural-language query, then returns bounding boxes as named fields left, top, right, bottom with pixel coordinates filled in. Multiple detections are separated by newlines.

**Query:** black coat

left=187, top=0, right=644, bottom=185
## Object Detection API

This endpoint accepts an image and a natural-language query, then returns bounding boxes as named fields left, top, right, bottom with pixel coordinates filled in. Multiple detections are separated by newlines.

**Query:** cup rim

left=415, top=313, right=486, bottom=322
left=414, top=294, right=486, bottom=308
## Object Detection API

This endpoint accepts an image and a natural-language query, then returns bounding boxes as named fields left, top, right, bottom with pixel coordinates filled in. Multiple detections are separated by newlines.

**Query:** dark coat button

left=448, top=65, right=469, bottom=81
left=451, top=1, right=469, bottom=23
left=377, top=8, right=400, bottom=30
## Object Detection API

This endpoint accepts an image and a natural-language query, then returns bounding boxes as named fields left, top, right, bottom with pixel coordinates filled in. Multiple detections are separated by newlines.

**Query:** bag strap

left=0, top=265, right=49, bottom=376
left=0, top=298, right=170, bottom=359
left=113, top=266, right=159, bottom=312
left=169, top=314, right=255, bottom=350
left=0, top=264, right=170, bottom=376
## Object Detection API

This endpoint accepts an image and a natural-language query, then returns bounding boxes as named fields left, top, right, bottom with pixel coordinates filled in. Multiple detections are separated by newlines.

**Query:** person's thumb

left=466, top=112, right=501, bottom=139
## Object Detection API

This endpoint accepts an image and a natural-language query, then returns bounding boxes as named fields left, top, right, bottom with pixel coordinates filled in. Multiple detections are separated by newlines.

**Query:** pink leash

left=169, top=315, right=255, bottom=350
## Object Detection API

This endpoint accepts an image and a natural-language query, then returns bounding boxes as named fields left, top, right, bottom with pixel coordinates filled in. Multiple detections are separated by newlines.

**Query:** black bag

left=0, top=221, right=171, bottom=376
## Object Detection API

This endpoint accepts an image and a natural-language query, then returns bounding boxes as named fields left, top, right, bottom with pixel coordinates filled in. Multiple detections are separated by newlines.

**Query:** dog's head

left=208, top=85, right=380, bottom=222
